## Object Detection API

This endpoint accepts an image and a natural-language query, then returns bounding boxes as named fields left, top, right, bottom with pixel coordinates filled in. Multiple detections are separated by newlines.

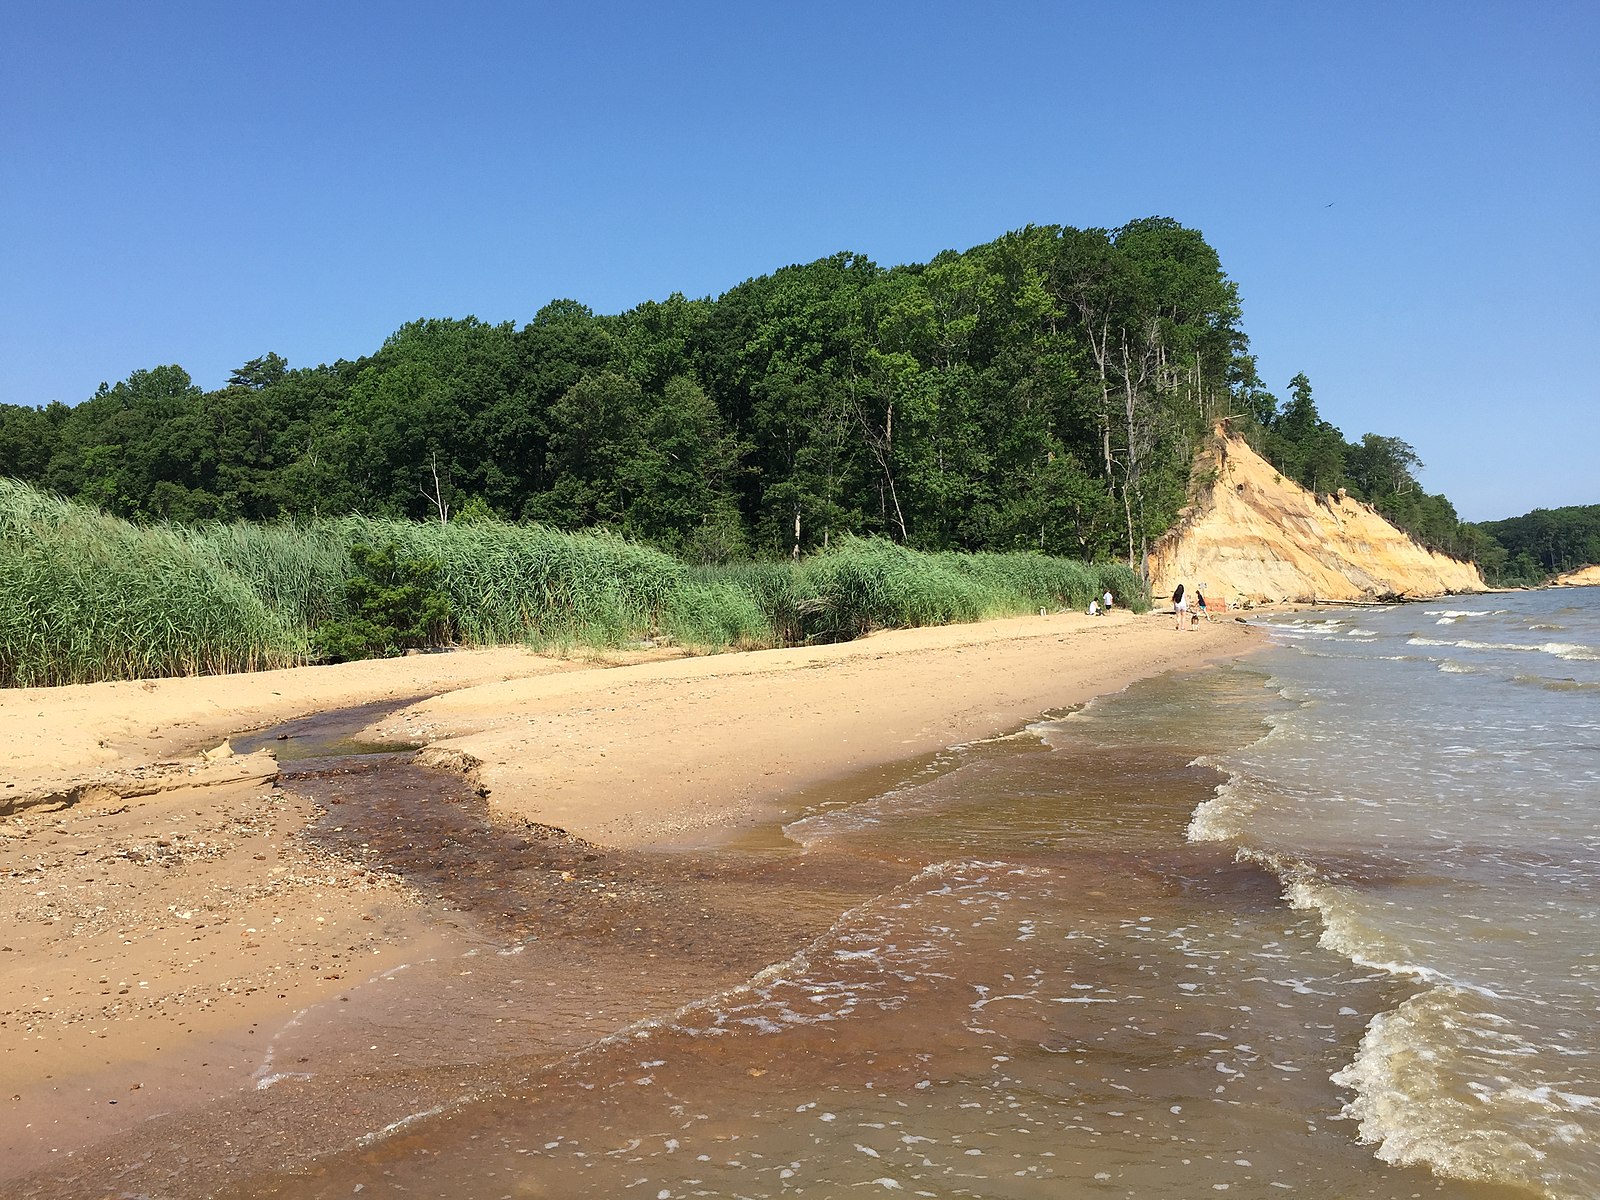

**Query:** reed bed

left=0, top=480, right=302, bottom=686
left=1, top=480, right=1151, bottom=686
left=800, top=538, right=1145, bottom=640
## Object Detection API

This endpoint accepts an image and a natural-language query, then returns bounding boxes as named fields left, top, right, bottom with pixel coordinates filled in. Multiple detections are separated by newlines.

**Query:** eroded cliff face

left=1146, top=431, right=1486, bottom=606
left=1553, top=565, right=1600, bottom=587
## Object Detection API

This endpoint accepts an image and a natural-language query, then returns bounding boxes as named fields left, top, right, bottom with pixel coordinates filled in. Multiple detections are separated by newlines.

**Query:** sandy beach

left=2, top=609, right=1254, bottom=1196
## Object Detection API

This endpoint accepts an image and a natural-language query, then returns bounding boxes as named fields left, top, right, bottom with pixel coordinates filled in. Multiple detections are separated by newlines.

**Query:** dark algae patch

left=13, top=700, right=906, bottom=1200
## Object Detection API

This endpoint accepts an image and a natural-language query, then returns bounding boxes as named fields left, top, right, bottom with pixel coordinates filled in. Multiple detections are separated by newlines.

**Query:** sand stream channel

left=13, top=697, right=909, bottom=1198
left=17, top=672, right=1534, bottom=1199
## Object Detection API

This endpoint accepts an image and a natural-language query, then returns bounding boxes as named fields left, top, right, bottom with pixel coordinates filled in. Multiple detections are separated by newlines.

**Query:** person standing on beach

left=1103, top=590, right=1114, bottom=613
left=1172, top=583, right=1188, bottom=630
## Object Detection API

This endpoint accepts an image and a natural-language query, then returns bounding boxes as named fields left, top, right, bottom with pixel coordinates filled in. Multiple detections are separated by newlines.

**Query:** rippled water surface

left=1193, top=589, right=1600, bottom=1199
left=204, top=592, right=1600, bottom=1200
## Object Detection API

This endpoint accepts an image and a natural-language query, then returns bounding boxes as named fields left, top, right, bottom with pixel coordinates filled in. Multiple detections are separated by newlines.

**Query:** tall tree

left=44, top=366, right=206, bottom=518
left=628, top=375, right=747, bottom=561
left=531, top=370, right=646, bottom=529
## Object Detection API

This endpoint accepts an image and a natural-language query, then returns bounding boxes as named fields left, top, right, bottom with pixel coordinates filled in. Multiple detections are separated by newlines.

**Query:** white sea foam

left=1541, top=641, right=1599, bottom=661
left=1257, top=871, right=1511, bottom=1001
left=1406, top=635, right=1599, bottom=661
left=1333, top=989, right=1598, bottom=1199
left=354, top=1104, right=450, bottom=1148
left=1280, top=876, right=1420, bottom=979
left=1494, top=1085, right=1600, bottom=1114
left=1186, top=771, right=1257, bottom=843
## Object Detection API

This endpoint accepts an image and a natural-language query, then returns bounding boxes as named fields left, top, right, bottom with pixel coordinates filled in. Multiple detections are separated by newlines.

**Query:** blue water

left=1194, top=589, right=1600, bottom=1198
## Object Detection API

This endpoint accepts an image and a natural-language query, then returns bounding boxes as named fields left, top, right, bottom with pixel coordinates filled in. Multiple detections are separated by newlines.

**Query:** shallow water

left=34, top=596, right=1592, bottom=1199
left=221, top=662, right=1529, bottom=1199
left=1194, top=590, right=1600, bottom=1199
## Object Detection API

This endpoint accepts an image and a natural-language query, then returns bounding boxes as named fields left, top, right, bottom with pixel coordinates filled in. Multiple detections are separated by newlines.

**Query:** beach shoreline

left=2, top=610, right=1256, bottom=1193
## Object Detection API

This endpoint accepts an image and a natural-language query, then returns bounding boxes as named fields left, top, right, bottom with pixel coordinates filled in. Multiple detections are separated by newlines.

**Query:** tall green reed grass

left=0, top=479, right=302, bottom=686
left=799, top=537, right=1145, bottom=640
left=1, top=478, right=1150, bottom=686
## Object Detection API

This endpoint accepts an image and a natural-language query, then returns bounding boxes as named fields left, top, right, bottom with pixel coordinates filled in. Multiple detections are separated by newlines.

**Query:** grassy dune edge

left=1, top=478, right=1147, bottom=687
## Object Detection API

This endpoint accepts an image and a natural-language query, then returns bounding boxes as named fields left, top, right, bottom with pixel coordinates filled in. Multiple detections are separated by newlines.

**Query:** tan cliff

left=1146, top=429, right=1486, bottom=607
left=1552, top=565, right=1600, bottom=587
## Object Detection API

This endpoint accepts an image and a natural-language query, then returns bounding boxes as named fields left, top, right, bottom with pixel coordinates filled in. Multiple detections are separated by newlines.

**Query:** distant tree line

left=0, top=218, right=1540, bottom=578
left=1475, top=506, right=1600, bottom=585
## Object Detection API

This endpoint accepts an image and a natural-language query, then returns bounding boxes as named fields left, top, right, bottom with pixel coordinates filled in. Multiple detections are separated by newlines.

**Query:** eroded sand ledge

left=1, top=611, right=1254, bottom=1191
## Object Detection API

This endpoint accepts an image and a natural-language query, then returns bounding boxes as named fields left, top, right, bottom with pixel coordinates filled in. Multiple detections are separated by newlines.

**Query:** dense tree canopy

left=1475, top=506, right=1600, bottom=585
left=1, top=218, right=1541, bottom=576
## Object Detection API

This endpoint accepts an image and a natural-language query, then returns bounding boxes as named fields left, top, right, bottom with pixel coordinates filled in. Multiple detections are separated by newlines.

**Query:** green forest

left=1476, top=505, right=1600, bottom=583
left=0, top=217, right=1587, bottom=687
left=0, top=218, right=1498, bottom=569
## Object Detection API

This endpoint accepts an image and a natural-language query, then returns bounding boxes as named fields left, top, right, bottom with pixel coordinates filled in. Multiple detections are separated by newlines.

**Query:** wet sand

left=0, top=611, right=1253, bottom=1196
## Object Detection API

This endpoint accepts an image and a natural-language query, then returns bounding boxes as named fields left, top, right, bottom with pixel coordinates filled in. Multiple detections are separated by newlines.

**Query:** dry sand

left=1, top=610, right=1255, bottom=1191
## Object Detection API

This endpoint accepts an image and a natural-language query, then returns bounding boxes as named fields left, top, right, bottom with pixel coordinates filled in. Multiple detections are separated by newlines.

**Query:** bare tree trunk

left=855, top=393, right=909, bottom=543
left=420, top=451, right=450, bottom=525
left=1116, top=323, right=1163, bottom=571
left=1085, top=316, right=1115, bottom=481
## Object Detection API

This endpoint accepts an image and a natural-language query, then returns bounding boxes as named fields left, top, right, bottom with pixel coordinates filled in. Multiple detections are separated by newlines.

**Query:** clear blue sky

left=3, top=2, right=1595, bottom=521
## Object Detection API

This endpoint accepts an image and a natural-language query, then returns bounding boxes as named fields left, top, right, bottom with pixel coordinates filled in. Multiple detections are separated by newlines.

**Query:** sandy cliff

left=1553, top=564, right=1600, bottom=587
left=1146, top=429, right=1486, bottom=606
